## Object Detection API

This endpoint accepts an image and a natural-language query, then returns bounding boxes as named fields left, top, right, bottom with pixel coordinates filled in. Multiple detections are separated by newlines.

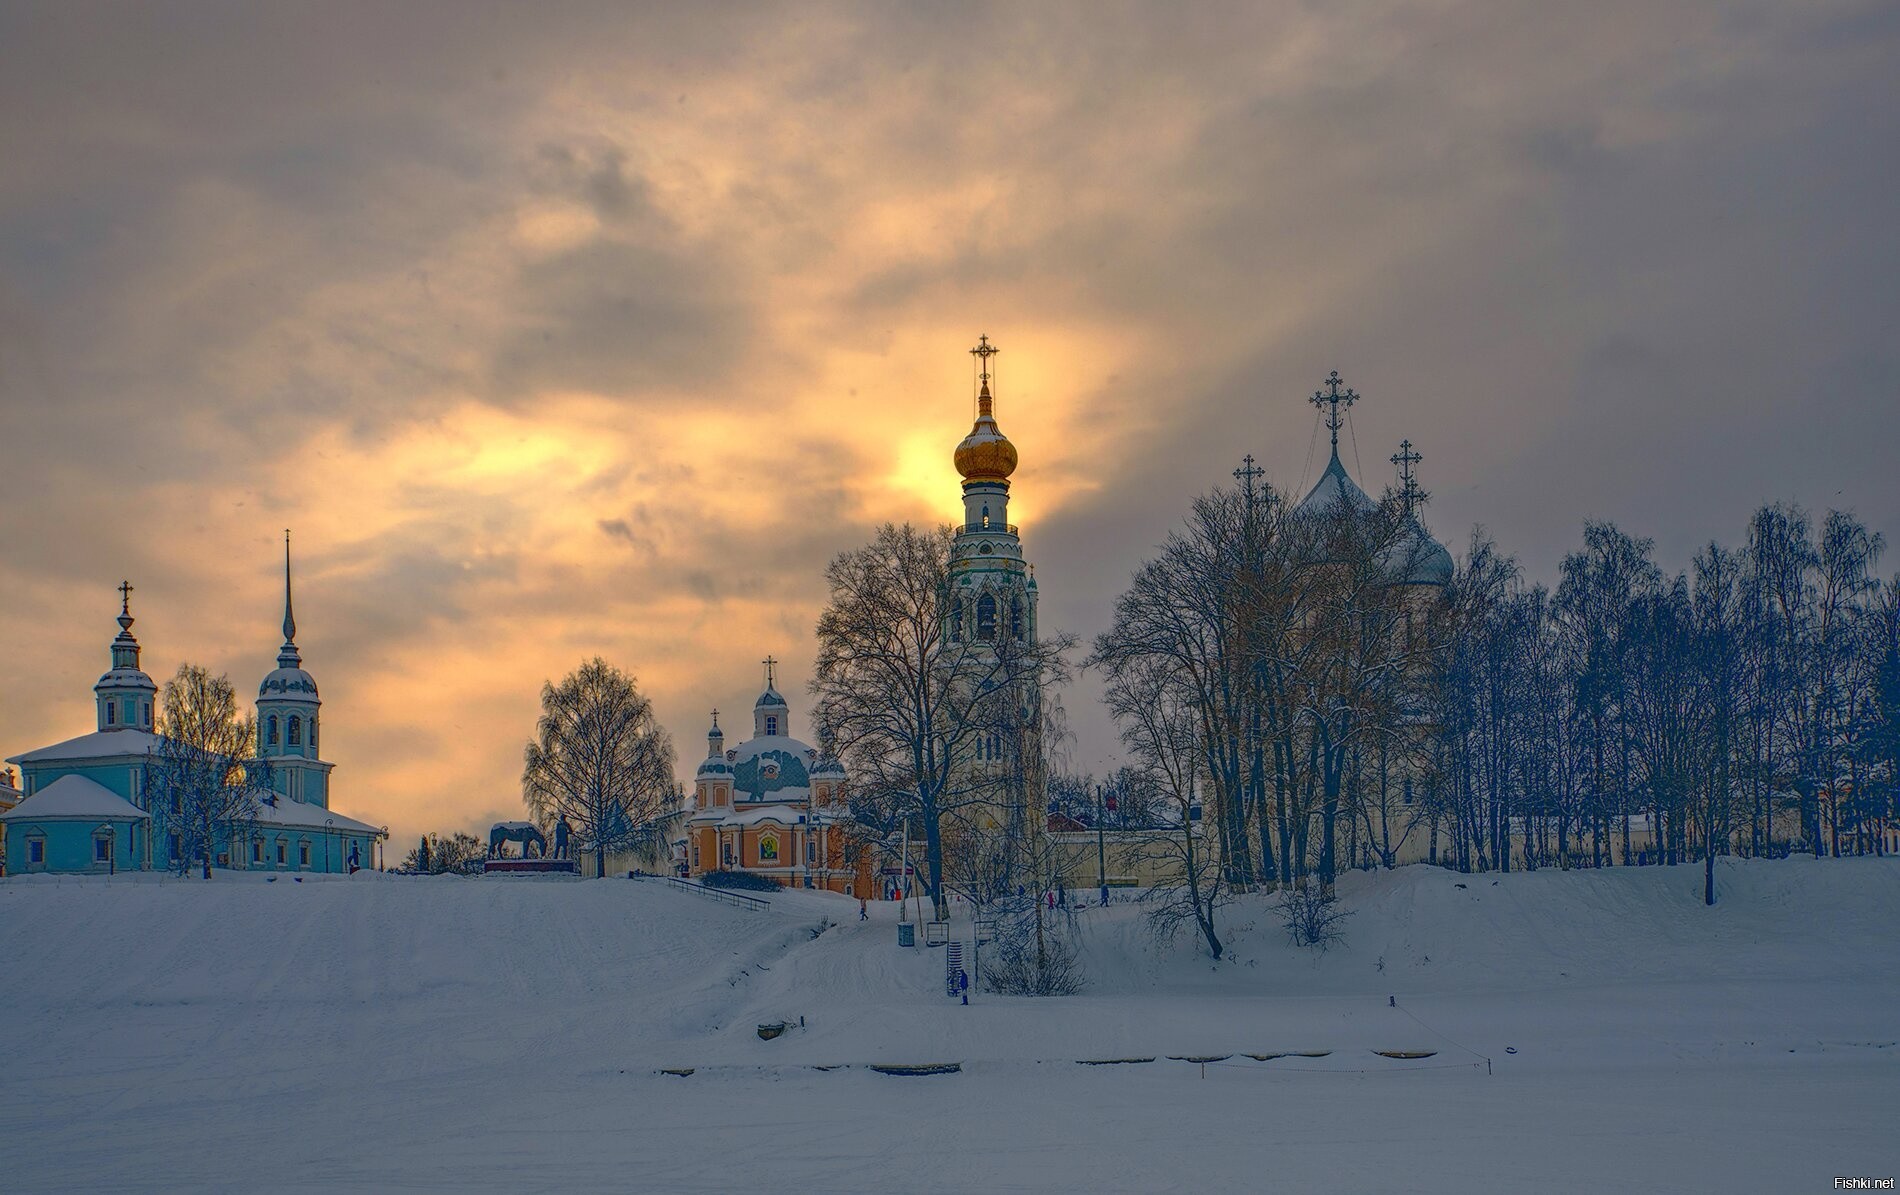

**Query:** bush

left=700, top=869, right=781, bottom=892
left=1277, top=884, right=1351, bottom=952
left=982, top=901, right=1084, bottom=996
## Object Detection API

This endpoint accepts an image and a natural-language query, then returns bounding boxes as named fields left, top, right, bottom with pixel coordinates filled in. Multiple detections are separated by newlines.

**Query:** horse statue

left=489, top=821, right=547, bottom=859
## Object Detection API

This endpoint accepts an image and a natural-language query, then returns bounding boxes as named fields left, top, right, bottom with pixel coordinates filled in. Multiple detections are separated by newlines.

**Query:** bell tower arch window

left=288, top=716, right=302, bottom=747
left=976, top=594, right=996, bottom=641
left=267, top=715, right=279, bottom=746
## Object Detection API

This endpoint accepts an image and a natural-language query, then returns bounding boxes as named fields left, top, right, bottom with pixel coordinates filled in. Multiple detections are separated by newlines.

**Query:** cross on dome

left=1391, top=440, right=1423, bottom=514
left=118, top=579, right=134, bottom=617
left=1234, top=454, right=1265, bottom=507
left=1309, top=370, right=1358, bottom=453
left=762, top=656, right=777, bottom=690
left=970, top=334, right=999, bottom=416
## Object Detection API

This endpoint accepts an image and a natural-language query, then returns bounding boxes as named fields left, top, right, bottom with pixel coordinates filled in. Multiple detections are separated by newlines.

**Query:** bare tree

left=812, top=523, right=1072, bottom=920
left=402, top=831, right=485, bottom=875
left=1098, top=652, right=1227, bottom=959
left=522, top=658, right=679, bottom=879
left=146, top=664, right=270, bottom=878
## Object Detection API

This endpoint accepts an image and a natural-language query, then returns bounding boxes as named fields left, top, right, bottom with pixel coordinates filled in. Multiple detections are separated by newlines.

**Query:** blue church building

left=2, top=545, right=384, bottom=875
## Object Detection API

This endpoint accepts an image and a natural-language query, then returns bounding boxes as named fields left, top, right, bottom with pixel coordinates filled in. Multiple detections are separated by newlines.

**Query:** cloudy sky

left=2, top=2, right=1895, bottom=848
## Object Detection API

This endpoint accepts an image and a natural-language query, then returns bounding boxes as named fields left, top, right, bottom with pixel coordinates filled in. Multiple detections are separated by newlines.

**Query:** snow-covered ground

left=2, top=859, right=1895, bottom=1192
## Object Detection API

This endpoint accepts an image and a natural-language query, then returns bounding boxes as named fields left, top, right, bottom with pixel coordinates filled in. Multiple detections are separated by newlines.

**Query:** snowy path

left=1, top=860, right=1895, bottom=1191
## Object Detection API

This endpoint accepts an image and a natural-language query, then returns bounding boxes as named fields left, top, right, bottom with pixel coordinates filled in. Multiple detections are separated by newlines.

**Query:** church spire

left=278, top=529, right=301, bottom=669
left=111, top=580, right=141, bottom=670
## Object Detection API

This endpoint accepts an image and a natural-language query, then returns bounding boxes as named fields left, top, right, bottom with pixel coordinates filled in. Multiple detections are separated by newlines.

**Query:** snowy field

left=1, top=859, right=1895, bottom=1193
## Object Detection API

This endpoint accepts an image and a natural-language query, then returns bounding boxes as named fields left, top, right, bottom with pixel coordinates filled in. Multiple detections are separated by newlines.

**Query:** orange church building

left=684, top=663, right=871, bottom=895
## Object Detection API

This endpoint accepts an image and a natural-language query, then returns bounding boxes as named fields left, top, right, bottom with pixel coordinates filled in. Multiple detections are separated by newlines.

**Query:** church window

left=950, top=600, right=963, bottom=642
left=1010, top=597, right=1023, bottom=640
left=760, top=833, right=779, bottom=862
left=299, top=841, right=310, bottom=868
left=288, top=717, right=302, bottom=747
left=252, top=839, right=264, bottom=865
left=27, top=836, right=44, bottom=866
left=976, top=594, right=996, bottom=640
left=981, top=504, right=991, bottom=529
left=143, top=702, right=151, bottom=726
left=267, top=716, right=278, bottom=746
left=722, top=840, right=734, bottom=866
left=276, top=839, right=287, bottom=865
left=105, top=701, right=116, bottom=725
left=310, top=717, right=318, bottom=751
left=806, top=839, right=815, bottom=864
left=765, top=716, right=779, bottom=736
left=94, top=836, right=111, bottom=863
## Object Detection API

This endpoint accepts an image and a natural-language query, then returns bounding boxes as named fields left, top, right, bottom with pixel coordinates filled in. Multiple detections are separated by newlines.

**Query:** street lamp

left=1095, top=785, right=1108, bottom=906
left=325, top=818, right=334, bottom=873
left=106, top=824, right=116, bottom=877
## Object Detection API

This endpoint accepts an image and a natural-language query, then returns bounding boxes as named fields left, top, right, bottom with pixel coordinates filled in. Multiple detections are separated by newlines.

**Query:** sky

left=2, top=1, right=1896, bottom=850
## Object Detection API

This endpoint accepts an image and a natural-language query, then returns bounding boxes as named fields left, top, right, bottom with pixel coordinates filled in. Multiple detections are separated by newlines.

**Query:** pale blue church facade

left=1, top=549, right=384, bottom=876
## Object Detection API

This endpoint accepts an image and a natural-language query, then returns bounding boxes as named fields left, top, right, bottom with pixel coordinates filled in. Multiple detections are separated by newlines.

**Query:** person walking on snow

left=858, top=898, right=868, bottom=921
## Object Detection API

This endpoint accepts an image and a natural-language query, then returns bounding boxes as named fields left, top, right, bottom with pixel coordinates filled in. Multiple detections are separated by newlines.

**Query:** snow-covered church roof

left=1297, top=450, right=1377, bottom=517
left=0, top=774, right=150, bottom=822
left=8, top=728, right=166, bottom=768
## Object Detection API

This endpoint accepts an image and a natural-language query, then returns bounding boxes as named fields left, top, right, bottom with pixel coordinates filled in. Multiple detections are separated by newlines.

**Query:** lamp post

left=107, top=824, right=116, bottom=877
left=1095, top=785, right=1108, bottom=906
left=325, top=818, right=333, bottom=873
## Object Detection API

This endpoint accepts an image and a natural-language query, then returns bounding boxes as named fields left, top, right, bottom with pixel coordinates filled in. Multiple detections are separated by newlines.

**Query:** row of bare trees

left=1093, top=457, right=1899, bottom=956
left=1429, top=507, right=1897, bottom=905
left=1089, top=473, right=1446, bottom=957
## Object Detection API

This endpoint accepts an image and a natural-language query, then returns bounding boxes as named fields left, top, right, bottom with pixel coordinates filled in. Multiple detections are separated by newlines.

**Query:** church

left=1, top=541, right=385, bottom=875
left=681, top=663, right=866, bottom=893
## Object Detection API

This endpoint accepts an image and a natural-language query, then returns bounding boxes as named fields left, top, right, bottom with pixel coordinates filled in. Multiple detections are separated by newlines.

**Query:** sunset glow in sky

left=3, top=3, right=1896, bottom=848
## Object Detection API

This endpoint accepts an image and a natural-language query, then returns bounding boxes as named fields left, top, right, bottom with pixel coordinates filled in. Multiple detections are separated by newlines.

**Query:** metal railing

left=635, top=872, right=772, bottom=911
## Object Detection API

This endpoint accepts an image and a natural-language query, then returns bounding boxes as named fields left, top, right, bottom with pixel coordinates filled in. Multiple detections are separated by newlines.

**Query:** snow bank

left=0, top=859, right=1894, bottom=1191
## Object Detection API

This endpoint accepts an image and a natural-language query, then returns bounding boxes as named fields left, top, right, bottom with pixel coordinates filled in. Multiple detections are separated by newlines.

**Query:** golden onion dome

left=954, top=380, right=1018, bottom=483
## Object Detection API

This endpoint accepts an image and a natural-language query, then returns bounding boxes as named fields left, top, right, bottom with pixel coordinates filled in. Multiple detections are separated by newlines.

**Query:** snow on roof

left=689, top=805, right=821, bottom=828
left=1297, top=451, right=1376, bottom=516
left=253, top=799, right=382, bottom=836
left=0, top=774, right=151, bottom=822
left=8, top=728, right=166, bottom=767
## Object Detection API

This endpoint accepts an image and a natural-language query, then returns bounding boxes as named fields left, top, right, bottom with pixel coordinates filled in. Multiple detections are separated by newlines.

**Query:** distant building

left=1, top=542, right=384, bottom=875
left=682, top=664, right=867, bottom=894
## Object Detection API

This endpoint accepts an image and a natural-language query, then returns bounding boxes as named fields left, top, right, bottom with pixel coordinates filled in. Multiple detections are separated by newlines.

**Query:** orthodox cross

left=118, top=579, right=134, bottom=616
left=1233, top=453, right=1265, bottom=510
left=1309, top=370, right=1358, bottom=453
left=970, top=334, right=999, bottom=415
left=1391, top=439, right=1422, bottom=514
left=710, top=708, right=720, bottom=730
left=762, top=655, right=777, bottom=690
left=969, top=334, right=999, bottom=385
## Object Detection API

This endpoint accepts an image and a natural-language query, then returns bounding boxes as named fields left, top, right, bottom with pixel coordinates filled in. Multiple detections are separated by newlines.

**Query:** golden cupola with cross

left=954, top=335, right=1018, bottom=485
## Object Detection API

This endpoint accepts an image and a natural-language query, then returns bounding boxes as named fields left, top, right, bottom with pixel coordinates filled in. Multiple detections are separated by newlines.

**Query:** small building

left=682, top=662, right=870, bottom=895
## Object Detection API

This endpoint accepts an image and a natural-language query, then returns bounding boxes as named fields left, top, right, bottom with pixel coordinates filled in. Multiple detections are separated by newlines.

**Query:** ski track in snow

left=0, top=859, right=1896, bottom=1192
